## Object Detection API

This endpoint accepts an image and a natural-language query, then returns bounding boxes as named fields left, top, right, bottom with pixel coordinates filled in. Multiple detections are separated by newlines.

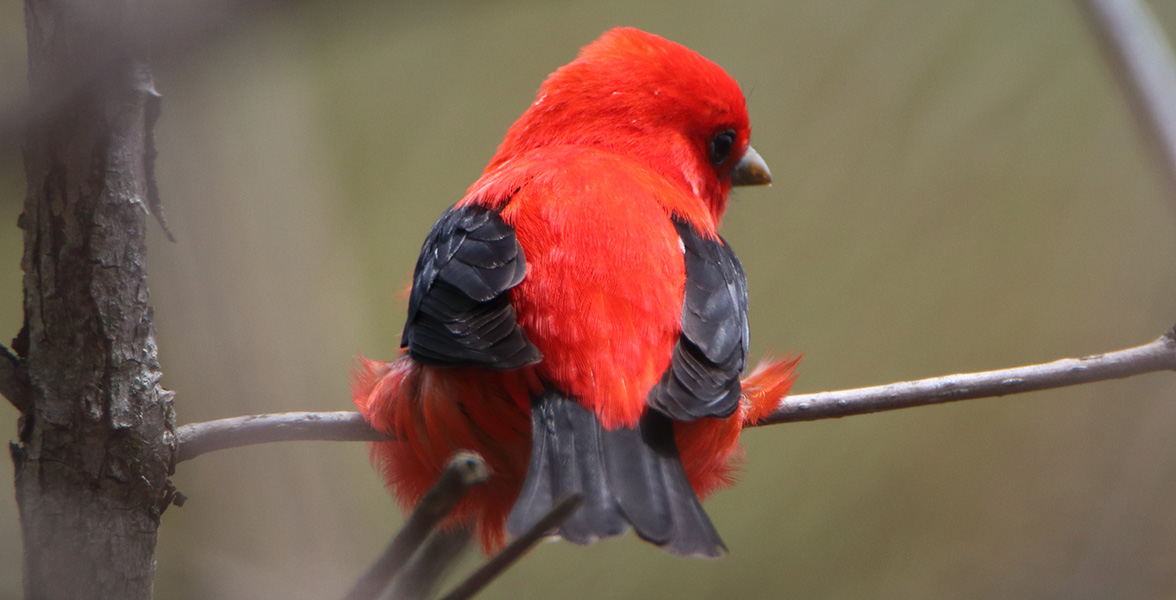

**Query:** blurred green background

left=3, top=0, right=1176, bottom=598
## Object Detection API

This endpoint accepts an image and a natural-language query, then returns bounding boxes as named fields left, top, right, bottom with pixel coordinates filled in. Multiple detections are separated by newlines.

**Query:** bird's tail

left=507, top=390, right=726, bottom=558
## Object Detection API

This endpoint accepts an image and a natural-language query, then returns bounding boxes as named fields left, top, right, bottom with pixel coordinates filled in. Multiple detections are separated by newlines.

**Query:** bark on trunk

left=12, top=0, right=176, bottom=598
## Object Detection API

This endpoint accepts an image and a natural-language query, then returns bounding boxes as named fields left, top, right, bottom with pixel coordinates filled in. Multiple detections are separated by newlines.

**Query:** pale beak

left=730, top=146, right=772, bottom=186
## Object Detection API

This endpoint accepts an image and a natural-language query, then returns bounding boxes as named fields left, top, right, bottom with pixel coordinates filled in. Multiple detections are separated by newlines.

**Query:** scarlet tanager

left=353, top=27, right=798, bottom=558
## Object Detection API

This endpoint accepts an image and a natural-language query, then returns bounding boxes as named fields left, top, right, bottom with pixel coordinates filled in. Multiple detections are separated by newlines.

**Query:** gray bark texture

left=12, top=0, right=176, bottom=598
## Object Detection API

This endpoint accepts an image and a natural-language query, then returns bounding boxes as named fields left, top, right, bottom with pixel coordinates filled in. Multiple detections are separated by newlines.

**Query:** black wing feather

left=401, top=204, right=542, bottom=368
left=646, top=219, right=750, bottom=420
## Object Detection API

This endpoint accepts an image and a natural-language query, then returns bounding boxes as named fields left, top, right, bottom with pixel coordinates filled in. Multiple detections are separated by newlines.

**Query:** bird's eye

left=709, top=129, right=736, bottom=166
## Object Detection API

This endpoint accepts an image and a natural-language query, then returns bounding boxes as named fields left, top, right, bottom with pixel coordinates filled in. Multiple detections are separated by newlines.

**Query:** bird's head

left=488, top=27, right=770, bottom=224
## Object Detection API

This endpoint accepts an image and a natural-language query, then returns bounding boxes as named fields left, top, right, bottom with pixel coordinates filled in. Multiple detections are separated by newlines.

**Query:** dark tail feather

left=507, top=390, right=627, bottom=545
left=605, top=412, right=726, bottom=557
left=507, top=390, right=726, bottom=558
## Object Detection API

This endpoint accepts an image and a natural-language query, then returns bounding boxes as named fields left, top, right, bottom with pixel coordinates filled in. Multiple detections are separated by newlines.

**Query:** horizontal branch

left=757, top=332, right=1176, bottom=425
left=174, top=332, right=1176, bottom=462
left=175, top=410, right=385, bottom=462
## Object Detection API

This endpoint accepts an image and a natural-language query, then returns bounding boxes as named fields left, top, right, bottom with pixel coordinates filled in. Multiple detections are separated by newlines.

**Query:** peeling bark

left=13, top=0, right=175, bottom=598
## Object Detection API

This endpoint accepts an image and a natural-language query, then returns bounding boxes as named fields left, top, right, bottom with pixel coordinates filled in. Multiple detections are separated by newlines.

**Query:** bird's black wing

left=646, top=219, right=750, bottom=420
left=400, top=203, right=542, bottom=368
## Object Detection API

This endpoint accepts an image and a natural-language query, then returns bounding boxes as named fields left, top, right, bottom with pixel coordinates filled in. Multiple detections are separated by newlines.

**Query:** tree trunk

left=12, top=1, right=175, bottom=598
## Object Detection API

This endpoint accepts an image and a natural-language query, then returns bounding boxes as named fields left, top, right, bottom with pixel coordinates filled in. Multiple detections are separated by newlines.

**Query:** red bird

left=353, top=27, right=798, bottom=558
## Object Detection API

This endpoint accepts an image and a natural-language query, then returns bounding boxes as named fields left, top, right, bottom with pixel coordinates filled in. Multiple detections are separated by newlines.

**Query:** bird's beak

left=730, top=146, right=772, bottom=186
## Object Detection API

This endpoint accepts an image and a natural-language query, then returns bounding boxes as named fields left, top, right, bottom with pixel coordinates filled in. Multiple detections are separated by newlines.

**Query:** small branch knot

left=448, top=452, right=491, bottom=487
left=0, top=343, right=35, bottom=413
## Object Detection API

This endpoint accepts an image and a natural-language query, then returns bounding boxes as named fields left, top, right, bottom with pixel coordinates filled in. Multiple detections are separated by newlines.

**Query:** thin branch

left=0, top=344, right=33, bottom=412
left=344, top=453, right=488, bottom=600
left=756, top=332, right=1176, bottom=425
left=380, top=528, right=470, bottom=600
left=1076, top=0, right=1176, bottom=208
left=437, top=495, right=584, bottom=600
left=175, top=411, right=385, bottom=462
left=174, top=333, right=1176, bottom=459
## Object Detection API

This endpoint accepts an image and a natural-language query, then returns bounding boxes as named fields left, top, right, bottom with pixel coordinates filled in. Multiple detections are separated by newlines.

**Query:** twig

left=175, top=411, right=386, bottom=462
left=174, top=333, right=1176, bottom=459
left=437, top=495, right=584, bottom=600
left=756, top=332, right=1176, bottom=425
left=344, top=453, right=489, bottom=600
left=380, top=528, right=470, bottom=600
left=1075, top=0, right=1176, bottom=207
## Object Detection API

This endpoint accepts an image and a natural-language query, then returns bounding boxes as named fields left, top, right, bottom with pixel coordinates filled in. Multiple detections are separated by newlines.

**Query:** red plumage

left=353, top=27, right=797, bottom=556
